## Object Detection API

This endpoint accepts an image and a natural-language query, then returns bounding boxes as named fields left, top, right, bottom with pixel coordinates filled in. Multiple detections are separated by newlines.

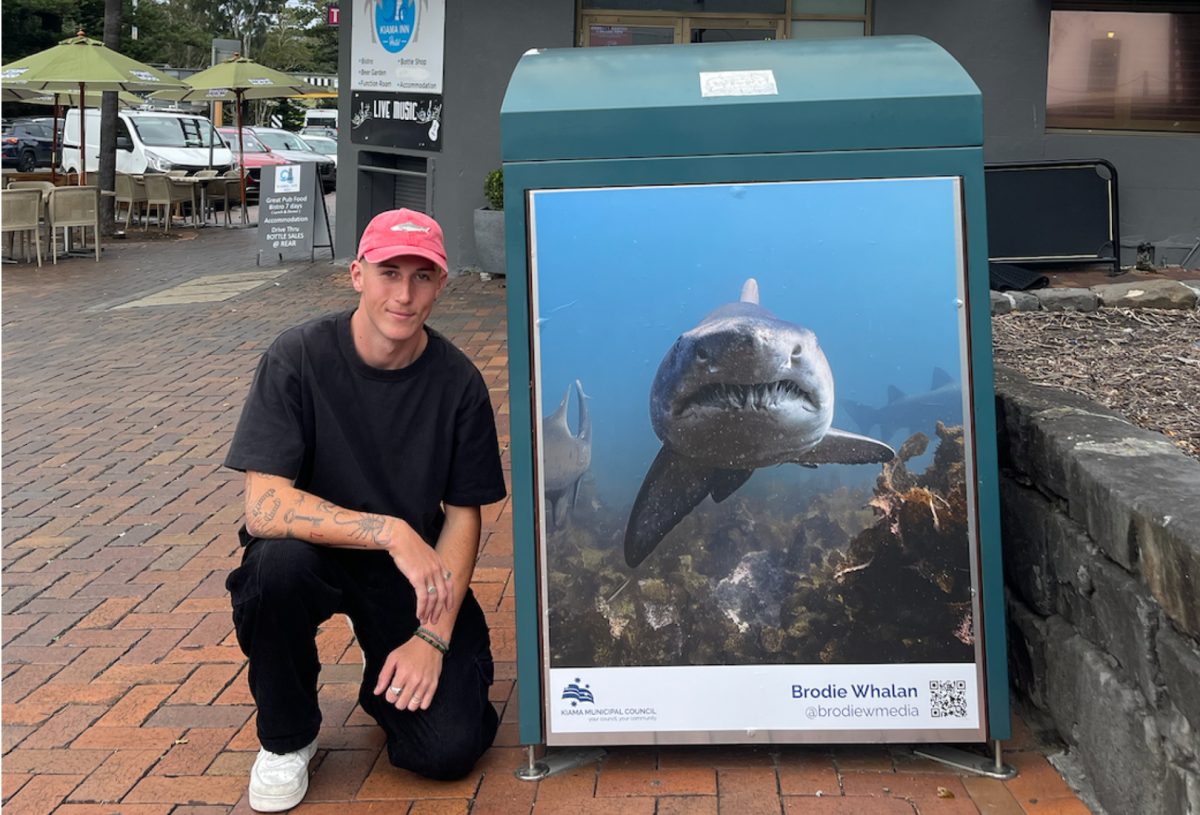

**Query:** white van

left=303, top=109, right=338, bottom=131
left=62, top=110, right=234, bottom=175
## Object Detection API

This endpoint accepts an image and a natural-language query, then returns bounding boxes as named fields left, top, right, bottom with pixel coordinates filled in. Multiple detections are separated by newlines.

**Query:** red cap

left=356, top=208, right=447, bottom=270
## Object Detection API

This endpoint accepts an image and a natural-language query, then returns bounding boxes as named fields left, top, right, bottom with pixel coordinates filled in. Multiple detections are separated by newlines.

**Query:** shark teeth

left=677, top=380, right=814, bottom=415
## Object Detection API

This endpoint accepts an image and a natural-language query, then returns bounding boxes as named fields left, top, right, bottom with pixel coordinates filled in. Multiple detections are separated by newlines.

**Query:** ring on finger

left=389, top=685, right=403, bottom=695
left=443, top=570, right=452, bottom=579
left=411, top=695, right=422, bottom=704
left=426, top=584, right=437, bottom=594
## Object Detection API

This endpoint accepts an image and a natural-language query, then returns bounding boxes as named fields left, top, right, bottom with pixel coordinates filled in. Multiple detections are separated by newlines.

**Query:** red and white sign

left=326, top=4, right=340, bottom=26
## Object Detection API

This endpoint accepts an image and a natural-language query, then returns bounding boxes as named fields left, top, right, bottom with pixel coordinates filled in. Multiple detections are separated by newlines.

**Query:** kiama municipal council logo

left=561, top=678, right=594, bottom=707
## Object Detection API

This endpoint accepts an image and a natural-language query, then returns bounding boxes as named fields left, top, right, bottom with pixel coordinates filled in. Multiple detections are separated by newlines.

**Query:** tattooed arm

left=243, top=470, right=453, bottom=623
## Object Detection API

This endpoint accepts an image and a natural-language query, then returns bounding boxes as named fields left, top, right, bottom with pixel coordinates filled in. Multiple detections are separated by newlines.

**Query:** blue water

left=531, top=177, right=967, bottom=508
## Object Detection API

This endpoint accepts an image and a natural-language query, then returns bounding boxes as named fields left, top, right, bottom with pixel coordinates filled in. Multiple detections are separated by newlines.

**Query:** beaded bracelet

left=414, top=627, right=449, bottom=654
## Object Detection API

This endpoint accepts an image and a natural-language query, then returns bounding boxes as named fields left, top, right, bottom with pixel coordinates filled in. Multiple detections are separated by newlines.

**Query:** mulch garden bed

left=992, top=308, right=1200, bottom=460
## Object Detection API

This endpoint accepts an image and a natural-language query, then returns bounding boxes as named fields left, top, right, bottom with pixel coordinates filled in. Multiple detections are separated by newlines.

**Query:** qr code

left=930, top=680, right=968, bottom=718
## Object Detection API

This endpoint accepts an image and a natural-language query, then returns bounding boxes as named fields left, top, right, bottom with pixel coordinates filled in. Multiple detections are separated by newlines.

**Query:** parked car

left=299, top=134, right=337, bottom=165
left=2, top=119, right=56, bottom=171
left=62, top=109, right=233, bottom=175
left=247, top=126, right=336, bottom=192
left=216, top=127, right=290, bottom=201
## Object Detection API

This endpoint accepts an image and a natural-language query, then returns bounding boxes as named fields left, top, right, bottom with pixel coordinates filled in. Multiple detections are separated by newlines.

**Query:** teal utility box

left=502, top=36, right=1009, bottom=749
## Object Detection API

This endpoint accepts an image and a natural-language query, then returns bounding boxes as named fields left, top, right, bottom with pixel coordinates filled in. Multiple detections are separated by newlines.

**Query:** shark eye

left=791, top=344, right=805, bottom=360
left=695, top=346, right=710, bottom=363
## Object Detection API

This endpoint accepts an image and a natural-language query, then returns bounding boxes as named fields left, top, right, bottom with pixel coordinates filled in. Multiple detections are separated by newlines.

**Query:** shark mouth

left=675, top=380, right=817, bottom=416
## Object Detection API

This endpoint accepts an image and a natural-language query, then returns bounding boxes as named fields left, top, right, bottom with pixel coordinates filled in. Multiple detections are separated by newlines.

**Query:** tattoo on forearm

left=333, top=512, right=390, bottom=546
left=251, top=489, right=281, bottom=526
left=317, top=501, right=336, bottom=513
left=284, top=508, right=323, bottom=526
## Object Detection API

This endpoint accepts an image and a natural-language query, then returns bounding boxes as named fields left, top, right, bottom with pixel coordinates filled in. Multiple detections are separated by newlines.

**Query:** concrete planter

left=473, top=207, right=505, bottom=276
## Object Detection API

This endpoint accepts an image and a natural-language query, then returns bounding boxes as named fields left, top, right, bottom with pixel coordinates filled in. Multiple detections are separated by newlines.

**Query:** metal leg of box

left=514, top=744, right=606, bottom=781
left=912, top=740, right=1016, bottom=779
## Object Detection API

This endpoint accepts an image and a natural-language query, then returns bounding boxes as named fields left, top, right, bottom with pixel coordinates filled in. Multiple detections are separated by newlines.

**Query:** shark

left=623, top=278, right=895, bottom=568
left=541, top=379, right=592, bottom=532
left=842, top=367, right=964, bottom=444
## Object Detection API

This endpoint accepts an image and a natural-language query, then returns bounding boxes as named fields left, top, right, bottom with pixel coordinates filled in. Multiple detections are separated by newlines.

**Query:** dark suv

left=2, top=119, right=57, bottom=171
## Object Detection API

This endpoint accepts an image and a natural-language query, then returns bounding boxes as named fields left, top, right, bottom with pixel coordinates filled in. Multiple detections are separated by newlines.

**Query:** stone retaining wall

left=995, top=366, right=1200, bottom=815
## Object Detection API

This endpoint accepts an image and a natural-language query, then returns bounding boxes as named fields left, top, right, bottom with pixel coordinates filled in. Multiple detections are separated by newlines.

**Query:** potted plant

left=473, top=167, right=505, bottom=277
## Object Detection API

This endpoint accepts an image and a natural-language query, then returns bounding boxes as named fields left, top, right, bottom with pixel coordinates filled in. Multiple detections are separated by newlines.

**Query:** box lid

left=501, top=36, right=982, bottom=162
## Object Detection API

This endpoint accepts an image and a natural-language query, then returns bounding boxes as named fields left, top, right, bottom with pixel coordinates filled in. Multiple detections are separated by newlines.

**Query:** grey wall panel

left=875, top=0, right=1199, bottom=264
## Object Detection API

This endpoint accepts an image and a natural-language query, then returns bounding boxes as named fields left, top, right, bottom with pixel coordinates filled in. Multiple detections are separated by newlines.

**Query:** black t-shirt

left=224, top=309, right=507, bottom=546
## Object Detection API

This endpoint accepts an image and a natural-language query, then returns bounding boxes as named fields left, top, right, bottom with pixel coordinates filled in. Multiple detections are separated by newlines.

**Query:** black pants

left=226, top=538, right=498, bottom=780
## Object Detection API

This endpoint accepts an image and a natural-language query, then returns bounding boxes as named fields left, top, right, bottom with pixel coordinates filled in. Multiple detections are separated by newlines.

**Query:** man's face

left=350, top=254, right=448, bottom=348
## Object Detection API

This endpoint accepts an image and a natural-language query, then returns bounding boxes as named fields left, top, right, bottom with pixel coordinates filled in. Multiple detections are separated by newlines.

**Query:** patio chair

left=115, top=173, right=148, bottom=230
left=48, top=186, right=100, bottom=264
left=167, top=176, right=198, bottom=225
left=166, top=170, right=188, bottom=178
left=206, top=170, right=243, bottom=226
left=6, top=180, right=55, bottom=242
left=193, top=169, right=219, bottom=179
left=1, top=189, right=44, bottom=267
left=143, top=174, right=172, bottom=230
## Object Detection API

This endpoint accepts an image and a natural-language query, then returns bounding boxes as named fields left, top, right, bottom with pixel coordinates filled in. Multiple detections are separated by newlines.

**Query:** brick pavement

left=2, top=223, right=1093, bottom=814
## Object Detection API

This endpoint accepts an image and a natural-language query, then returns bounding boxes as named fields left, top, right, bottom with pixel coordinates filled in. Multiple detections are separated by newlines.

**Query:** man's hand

left=377, top=517, right=454, bottom=625
left=372, top=636, right=444, bottom=712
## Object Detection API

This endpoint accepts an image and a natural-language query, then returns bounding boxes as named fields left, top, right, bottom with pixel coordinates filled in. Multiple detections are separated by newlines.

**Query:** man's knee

left=387, top=728, right=489, bottom=780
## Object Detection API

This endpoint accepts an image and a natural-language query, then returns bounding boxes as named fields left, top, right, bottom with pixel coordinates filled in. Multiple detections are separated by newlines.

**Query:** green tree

left=1, top=0, right=75, bottom=62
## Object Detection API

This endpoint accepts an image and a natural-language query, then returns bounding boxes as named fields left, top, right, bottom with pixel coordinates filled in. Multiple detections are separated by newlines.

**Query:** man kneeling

left=223, top=209, right=507, bottom=811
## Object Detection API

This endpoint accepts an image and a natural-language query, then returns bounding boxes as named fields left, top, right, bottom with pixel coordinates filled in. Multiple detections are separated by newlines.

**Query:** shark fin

left=841, top=399, right=878, bottom=434
left=708, top=468, right=754, bottom=503
left=931, top=367, right=954, bottom=389
left=552, top=493, right=570, bottom=530
left=740, top=278, right=760, bottom=305
left=795, top=428, right=896, bottom=465
left=569, top=477, right=582, bottom=510
left=549, top=385, right=571, bottom=429
left=886, top=385, right=905, bottom=405
left=624, top=447, right=717, bottom=568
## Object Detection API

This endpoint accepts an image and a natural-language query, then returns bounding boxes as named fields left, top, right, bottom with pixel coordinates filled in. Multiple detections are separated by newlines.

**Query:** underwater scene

left=529, top=178, right=977, bottom=669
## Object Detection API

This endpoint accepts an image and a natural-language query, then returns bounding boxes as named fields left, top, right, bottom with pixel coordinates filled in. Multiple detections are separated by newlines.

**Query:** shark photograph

left=526, top=177, right=979, bottom=671
left=624, top=278, right=894, bottom=567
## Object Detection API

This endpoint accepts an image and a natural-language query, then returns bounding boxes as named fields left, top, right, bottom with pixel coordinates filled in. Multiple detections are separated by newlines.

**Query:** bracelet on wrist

left=414, top=627, right=448, bottom=654
left=417, top=626, right=449, bottom=649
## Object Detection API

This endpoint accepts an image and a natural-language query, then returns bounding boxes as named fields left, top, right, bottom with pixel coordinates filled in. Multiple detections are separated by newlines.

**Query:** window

left=579, top=0, right=869, bottom=46
left=1047, top=7, right=1200, bottom=133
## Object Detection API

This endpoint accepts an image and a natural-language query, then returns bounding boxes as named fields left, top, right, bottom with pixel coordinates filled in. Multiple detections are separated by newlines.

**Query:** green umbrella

left=1, top=32, right=186, bottom=183
left=2, top=88, right=142, bottom=107
left=151, top=56, right=325, bottom=207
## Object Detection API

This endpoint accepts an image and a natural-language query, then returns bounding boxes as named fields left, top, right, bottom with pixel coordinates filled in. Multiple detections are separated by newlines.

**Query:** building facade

left=335, top=1, right=1199, bottom=269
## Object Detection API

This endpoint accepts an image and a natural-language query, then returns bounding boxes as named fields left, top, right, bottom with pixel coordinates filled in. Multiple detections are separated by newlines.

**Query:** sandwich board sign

left=257, top=163, right=333, bottom=264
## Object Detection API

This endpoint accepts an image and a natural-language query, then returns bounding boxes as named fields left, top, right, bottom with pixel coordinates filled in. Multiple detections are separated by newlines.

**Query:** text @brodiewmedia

left=547, top=665, right=980, bottom=733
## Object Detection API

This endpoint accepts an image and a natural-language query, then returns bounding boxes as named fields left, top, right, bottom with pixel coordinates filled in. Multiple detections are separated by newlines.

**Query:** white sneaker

left=248, top=739, right=318, bottom=812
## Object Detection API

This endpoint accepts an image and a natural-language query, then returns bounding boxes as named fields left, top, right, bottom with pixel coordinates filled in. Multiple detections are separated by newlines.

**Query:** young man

left=224, top=209, right=507, bottom=812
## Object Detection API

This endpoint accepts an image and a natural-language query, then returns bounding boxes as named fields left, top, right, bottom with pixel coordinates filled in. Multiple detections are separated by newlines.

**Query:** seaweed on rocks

left=546, top=423, right=975, bottom=668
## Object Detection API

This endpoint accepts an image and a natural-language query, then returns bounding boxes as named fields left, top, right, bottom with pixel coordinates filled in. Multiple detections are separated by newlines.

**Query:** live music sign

left=326, top=4, right=339, bottom=26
